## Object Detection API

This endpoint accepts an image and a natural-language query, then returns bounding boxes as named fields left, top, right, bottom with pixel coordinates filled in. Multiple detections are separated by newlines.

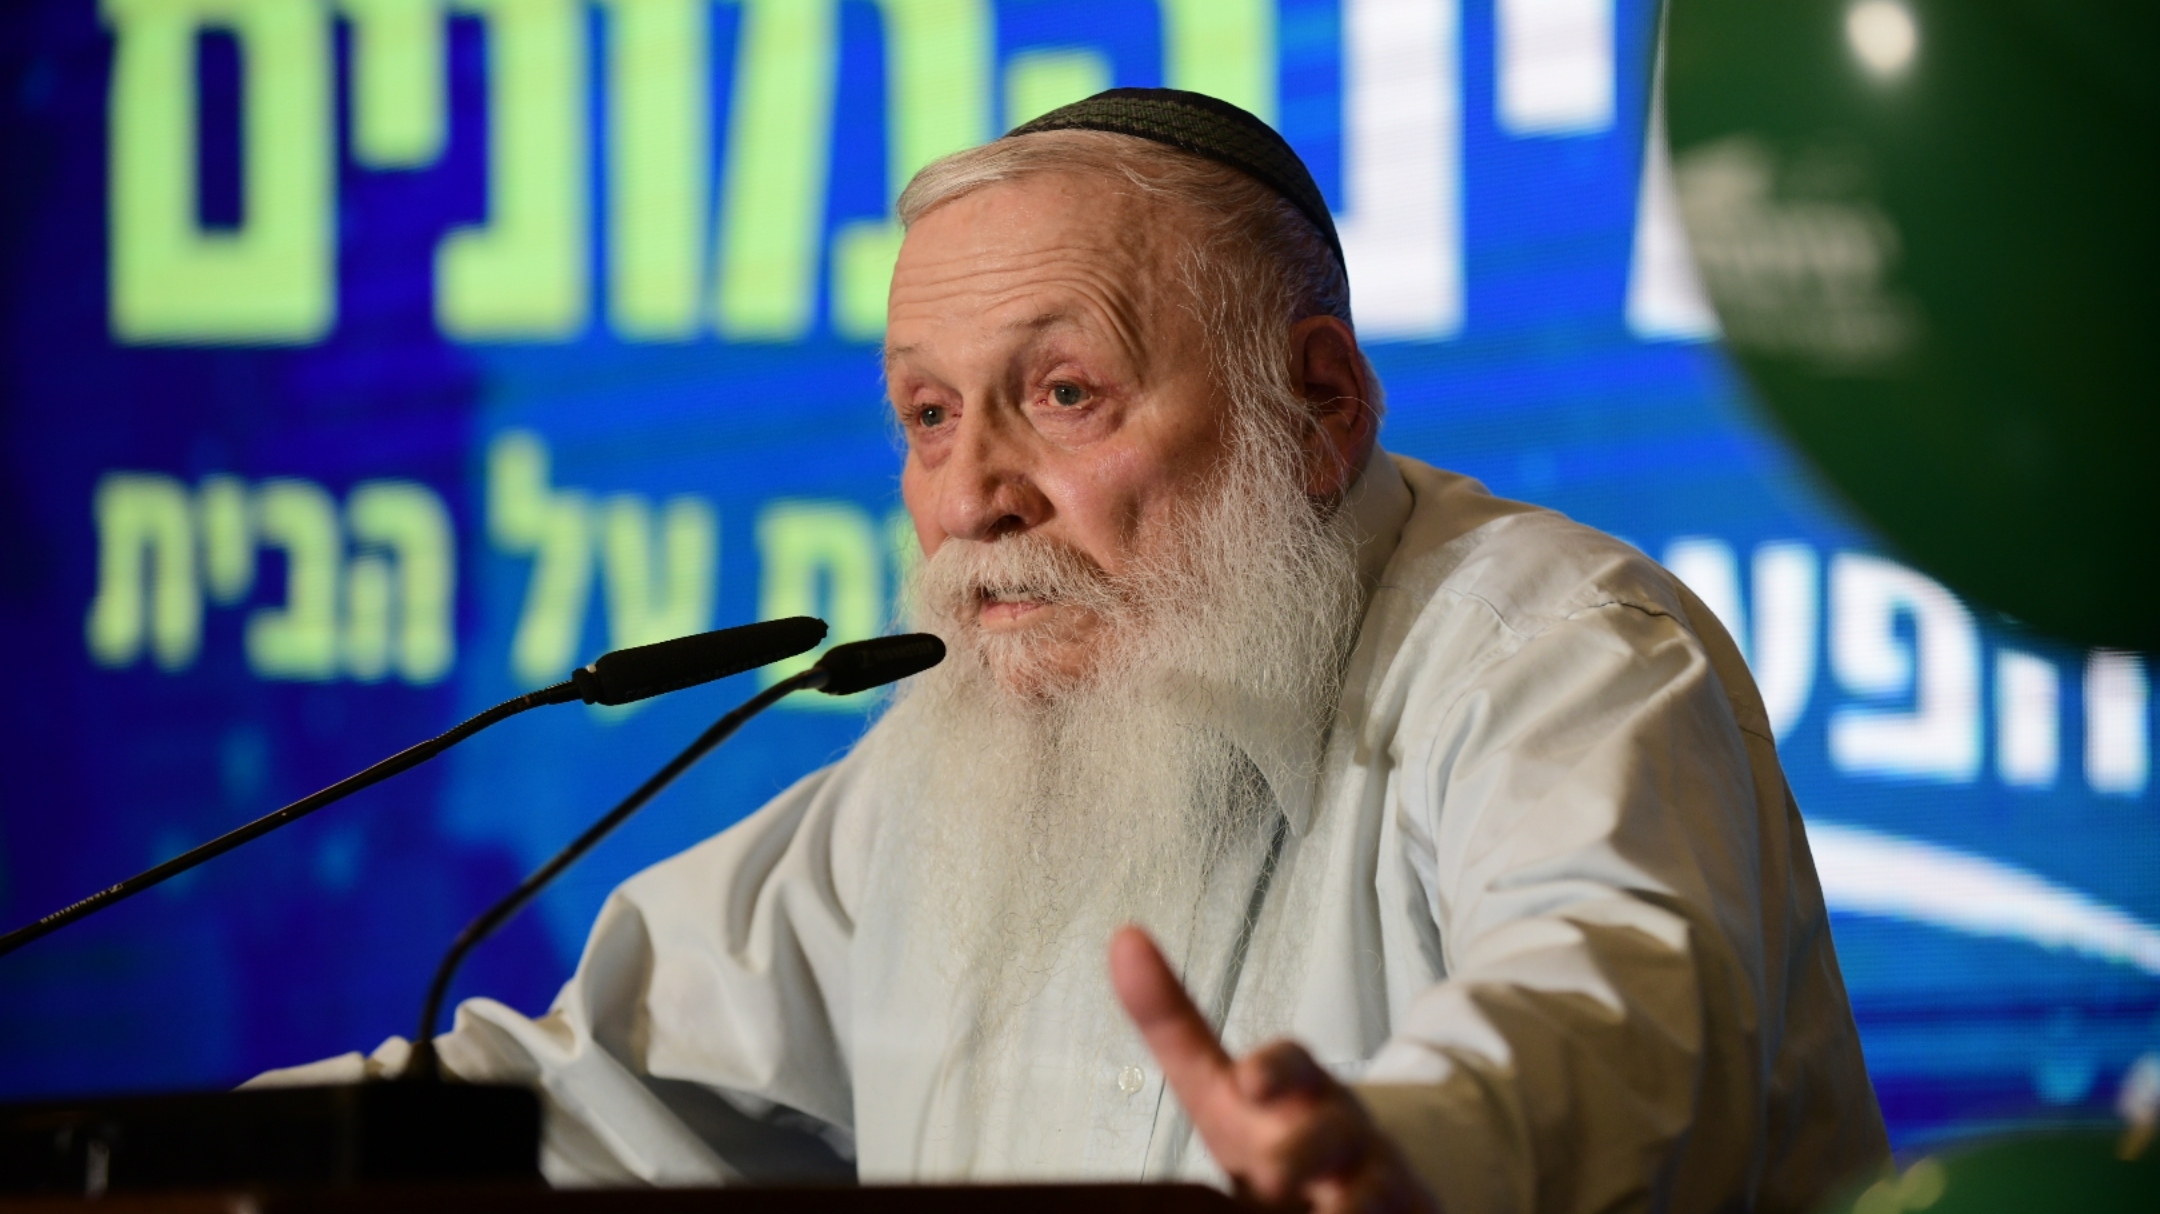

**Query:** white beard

left=863, top=400, right=1366, bottom=1108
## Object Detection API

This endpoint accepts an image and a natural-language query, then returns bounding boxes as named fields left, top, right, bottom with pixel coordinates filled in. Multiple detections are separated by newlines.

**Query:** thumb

left=1109, top=926, right=1240, bottom=1129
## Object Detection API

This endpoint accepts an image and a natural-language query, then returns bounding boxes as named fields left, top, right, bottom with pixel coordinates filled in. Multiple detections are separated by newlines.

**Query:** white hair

left=866, top=409, right=1364, bottom=1140
left=896, top=129, right=1384, bottom=481
left=861, top=131, right=1381, bottom=1143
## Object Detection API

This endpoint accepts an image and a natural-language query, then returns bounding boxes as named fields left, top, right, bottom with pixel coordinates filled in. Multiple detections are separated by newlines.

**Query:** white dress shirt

left=256, top=451, right=1889, bottom=1212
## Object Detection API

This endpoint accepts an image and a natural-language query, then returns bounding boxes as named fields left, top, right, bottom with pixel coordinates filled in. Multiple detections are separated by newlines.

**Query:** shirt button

left=1117, top=1065, right=1146, bottom=1095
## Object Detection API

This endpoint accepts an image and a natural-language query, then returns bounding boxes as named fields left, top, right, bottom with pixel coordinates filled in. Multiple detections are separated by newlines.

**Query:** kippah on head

left=1004, top=88, right=1344, bottom=271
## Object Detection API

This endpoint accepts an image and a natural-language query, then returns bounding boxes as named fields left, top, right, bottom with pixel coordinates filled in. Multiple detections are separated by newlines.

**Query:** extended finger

left=1109, top=926, right=1237, bottom=1112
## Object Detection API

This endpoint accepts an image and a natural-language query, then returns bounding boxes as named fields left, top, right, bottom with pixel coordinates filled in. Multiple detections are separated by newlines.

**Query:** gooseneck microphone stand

left=0, top=616, right=829, bottom=960
left=0, top=680, right=579, bottom=960
left=399, top=674, right=804, bottom=1082
left=403, top=633, right=946, bottom=1082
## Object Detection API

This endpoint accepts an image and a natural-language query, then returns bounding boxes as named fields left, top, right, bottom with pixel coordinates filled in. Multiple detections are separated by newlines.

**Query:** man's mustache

left=915, top=533, right=1123, bottom=620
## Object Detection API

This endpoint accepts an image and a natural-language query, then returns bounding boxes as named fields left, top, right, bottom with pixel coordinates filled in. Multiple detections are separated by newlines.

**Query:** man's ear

left=1287, top=315, right=1379, bottom=499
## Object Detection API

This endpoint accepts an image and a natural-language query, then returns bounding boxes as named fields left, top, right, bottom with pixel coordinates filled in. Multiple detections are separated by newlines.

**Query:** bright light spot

left=1846, top=0, right=1918, bottom=77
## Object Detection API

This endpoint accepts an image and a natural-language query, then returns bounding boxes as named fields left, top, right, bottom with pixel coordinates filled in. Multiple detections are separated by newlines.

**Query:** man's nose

left=933, top=409, right=1049, bottom=543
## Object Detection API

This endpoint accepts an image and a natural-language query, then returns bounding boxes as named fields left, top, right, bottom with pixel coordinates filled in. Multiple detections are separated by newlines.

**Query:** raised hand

left=1109, top=926, right=1438, bottom=1213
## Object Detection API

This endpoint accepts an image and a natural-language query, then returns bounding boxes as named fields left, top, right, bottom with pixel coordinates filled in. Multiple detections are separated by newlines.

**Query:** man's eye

left=1050, top=383, right=1086, bottom=407
left=916, top=404, right=947, bottom=428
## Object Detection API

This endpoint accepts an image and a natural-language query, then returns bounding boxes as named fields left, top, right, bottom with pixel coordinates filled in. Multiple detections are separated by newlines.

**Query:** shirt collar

left=1220, top=450, right=1414, bottom=837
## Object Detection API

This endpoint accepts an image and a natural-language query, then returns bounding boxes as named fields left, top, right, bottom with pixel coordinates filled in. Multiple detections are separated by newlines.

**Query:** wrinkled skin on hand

left=1111, top=927, right=1439, bottom=1214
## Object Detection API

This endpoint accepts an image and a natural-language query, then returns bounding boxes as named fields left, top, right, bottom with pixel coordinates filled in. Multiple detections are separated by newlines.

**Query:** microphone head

left=573, top=617, right=828, bottom=706
left=810, top=633, right=946, bottom=697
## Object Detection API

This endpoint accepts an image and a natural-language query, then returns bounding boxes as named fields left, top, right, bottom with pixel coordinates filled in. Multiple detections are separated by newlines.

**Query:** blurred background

left=0, top=0, right=2150, bottom=1153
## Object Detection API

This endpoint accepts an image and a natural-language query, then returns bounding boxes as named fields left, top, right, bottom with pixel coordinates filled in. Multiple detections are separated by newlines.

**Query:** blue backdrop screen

left=1, top=0, right=2153, bottom=1150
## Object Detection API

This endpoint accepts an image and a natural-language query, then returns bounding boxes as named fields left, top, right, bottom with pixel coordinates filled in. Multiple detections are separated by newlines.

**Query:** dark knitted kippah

left=1005, top=88, right=1344, bottom=270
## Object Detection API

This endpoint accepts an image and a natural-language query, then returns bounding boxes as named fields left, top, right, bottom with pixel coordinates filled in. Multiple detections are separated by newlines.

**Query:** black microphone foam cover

left=573, top=617, right=828, bottom=706
left=811, top=633, right=946, bottom=696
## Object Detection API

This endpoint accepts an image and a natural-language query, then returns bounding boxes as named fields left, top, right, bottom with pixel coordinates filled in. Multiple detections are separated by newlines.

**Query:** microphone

left=0, top=617, right=829, bottom=959
left=402, top=633, right=946, bottom=1082
left=803, top=631, right=947, bottom=695
left=572, top=616, right=828, bottom=705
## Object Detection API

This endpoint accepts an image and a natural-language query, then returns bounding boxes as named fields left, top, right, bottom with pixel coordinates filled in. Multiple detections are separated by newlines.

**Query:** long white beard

left=865, top=402, right=1365, bottom=1095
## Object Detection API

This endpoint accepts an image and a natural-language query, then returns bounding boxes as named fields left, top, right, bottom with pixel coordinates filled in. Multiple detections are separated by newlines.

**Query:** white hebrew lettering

left=1828, top=553, right=1979, bottom=782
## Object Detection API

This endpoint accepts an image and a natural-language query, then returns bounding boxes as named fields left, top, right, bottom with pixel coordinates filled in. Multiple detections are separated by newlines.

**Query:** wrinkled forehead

left=884, top=173, right=1205, bottom=370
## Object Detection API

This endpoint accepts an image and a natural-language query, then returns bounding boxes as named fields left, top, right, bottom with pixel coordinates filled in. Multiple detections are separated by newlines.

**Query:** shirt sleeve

left=245, top=753, right=876, bottom=1187
left=1354, top=599, right=1871, bottom=1214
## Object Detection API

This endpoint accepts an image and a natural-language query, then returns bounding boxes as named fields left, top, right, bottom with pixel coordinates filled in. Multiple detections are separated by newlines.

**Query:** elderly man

left=260, top=91, right=1889, bottom=1211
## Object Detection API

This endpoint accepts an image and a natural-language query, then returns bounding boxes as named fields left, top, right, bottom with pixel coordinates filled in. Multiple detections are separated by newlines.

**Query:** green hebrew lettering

left=598, top=493, right=717, bottom=650
left=830, top=0, right=992, bottom=340
left=105, top=0, right=334, bottom=344
left=713, top=0, right=837, bottom=341
left=344, top=551, right=396, bottom=682
left=757, top=500, right=883, bottom=707
left=197, top=474, right=254, bottom=605
left=436, top=0, right=589, bottom=339
left=1003, top=47, right=1111, bottom=128
left=86, top=473, right=200, bottom=671
left=601, top=0, right=709, bottom=340
left=343, top=0, right=447, bottom=168
left=246, top=478, right=342, bottom=680
left=488, top=431, right=595, bottom=686
left=347, top=480, right=457, bottom=684
left=1162, top=0, right=1276, bottom=122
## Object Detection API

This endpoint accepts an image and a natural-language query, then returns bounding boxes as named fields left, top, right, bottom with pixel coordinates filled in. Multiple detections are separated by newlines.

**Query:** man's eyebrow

left=1007, top=310, right=1083, bottom=334
left=887, top=311, right=1087, bottom=363
left=883, top=307, right=1110, bottom=383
